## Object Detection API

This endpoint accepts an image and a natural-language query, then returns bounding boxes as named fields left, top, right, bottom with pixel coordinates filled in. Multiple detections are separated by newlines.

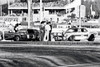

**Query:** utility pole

left=79, top=5, right=81, bottom=28
left=28, top=0, right=32, bottom=28
left=67, top=0, right=71, bottom=13
left=91, top=0, right=95, bottom=19
left=40, top=0, right=43, bottom=22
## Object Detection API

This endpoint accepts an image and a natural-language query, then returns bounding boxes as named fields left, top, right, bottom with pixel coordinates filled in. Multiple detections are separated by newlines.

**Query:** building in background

left=7, top=0, right=82, bottom=22
left=0, top=0, right=100, bottom=28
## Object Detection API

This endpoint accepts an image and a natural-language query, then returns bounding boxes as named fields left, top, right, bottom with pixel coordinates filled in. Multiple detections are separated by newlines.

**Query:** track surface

left=0, top=41, right=100, bottom=67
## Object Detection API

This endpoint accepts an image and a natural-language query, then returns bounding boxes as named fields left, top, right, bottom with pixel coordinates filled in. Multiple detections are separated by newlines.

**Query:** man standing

left=40, top=21, right=46, bottom=41
left=43, top=21, right=51, bottom=41
left=48, top=22, right=52, bottom=41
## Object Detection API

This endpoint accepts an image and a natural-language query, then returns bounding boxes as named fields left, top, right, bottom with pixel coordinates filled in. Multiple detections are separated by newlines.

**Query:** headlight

left=20, top=33, right=24, bottom=35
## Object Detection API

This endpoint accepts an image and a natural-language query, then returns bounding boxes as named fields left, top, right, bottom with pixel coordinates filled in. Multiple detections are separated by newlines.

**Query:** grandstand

left=1, top=0, right=100, bottom=32
left=7, top=0, right=81, bottom=22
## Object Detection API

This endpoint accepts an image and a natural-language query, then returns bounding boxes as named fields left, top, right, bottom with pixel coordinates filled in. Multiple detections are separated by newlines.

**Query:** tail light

left=27, top=35, right=29, bottom=39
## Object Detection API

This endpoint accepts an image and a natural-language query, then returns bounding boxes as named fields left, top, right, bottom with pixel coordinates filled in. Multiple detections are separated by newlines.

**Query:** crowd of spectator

left=9, top=12, right=28, bottom=16
left=10, top=2, right=27, bottom=7
left=10, top=0, right=71, bottom=7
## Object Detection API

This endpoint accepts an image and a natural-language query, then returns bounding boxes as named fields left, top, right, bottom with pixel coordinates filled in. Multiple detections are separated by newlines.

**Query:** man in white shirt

left=43, top=22, right=51, bottom=41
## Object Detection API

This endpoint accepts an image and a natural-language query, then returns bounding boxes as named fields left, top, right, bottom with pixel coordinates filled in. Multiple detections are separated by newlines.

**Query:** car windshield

left=27, top=29, right=34, bottom=34
left=81, top=28, right=87, bottom=32
left=4, top=31, right=13, bottom=33
left=67, top=28, right=78, bottom=33
left=18, top=29, right=26, bottom=33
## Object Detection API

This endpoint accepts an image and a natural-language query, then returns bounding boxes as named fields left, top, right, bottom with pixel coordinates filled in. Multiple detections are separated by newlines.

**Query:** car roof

left=19, top=28, right=37, bottom=30
left=69, top=27, right=86, bottom=29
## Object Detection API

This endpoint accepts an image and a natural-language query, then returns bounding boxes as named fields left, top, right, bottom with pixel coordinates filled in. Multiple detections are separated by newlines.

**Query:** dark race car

left=2, top=29, right=40, bottom=41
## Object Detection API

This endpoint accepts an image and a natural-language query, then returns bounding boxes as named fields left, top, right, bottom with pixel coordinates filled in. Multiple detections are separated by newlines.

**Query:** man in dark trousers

left=48, top=22, right=52, bottom=41
left=14, top=23, right=21, bottom=32
left=40, top=21, right=46, bottom=41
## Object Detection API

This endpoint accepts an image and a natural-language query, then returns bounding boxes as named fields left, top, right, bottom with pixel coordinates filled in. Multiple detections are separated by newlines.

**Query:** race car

left=0, top=29, right=40, bottom=41
left=63, top=27, right=97, bottom=41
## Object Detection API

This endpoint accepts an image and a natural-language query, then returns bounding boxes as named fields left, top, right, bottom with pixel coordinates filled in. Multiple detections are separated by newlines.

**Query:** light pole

left=28, top=0, right=32, bottom=28
left=79, top=5, right=81, bottom=28
left=91, top=0, right=95, bottom=19
left=40, top=0, right=43, bottom=22
left=67, top=0, right=71, bottom=13
left=84, top=0, right=95, bottom=18
left=7, top=0, right=10, bottom=16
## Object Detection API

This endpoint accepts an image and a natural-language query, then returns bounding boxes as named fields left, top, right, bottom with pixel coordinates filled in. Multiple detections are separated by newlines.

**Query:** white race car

left=63, top=28, right=96, bottom=41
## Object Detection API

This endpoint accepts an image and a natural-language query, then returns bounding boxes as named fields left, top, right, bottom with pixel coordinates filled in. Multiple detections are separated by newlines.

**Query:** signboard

left=4, top=17, right=18, bottom=22
left=80, top=5, right=86, bottom=18
left=0, top=16, right=23, bottom=22
left=75, top=5, right=86, bottom=18
left=75, top=6, right=79, bottom=17
left=44, top=11, right=49, bottom=17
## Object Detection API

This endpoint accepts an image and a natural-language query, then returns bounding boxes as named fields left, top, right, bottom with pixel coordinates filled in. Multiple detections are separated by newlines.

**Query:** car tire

left=88, top=34, right=95, bottom=41
left=32, top=38, right=39, bottom=41
left=68, top=35, right=75, bottom=41
left=14, top=36, right=20, bottom=41
left=36, top=37, right=40, bottom=41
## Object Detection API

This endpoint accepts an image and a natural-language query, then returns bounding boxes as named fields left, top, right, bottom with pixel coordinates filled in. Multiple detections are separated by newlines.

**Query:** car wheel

left=32, top=38, right=39, bottom=41
left=68, top=35, right=75, bottom=41
left=88, top=34, right=95, bottom=41
left=36, top=37, right=40, bottom=41
left=14, top=36, right=20, bottom=41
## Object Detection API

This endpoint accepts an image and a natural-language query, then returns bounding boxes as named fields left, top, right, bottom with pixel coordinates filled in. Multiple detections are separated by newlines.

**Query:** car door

left=81, top=28, right=89, bottom=38
left=64, top=28, right=78, bottom=39
left=5, top=31, right=15, bottom=40
left=74, top=28, right=88, bottom=40
left=27, top=29, right=35, bottom=39
left=18, top=29, right=27, bottom=39
left=70, top=28, right=80, bottom=39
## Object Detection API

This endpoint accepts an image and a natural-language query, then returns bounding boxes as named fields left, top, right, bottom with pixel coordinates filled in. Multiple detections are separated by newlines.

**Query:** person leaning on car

left=39, top=21, right=46, bottom=41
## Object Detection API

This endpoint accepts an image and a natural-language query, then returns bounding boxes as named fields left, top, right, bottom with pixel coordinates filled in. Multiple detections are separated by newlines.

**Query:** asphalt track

left=0, top=41, right=100, bottom=67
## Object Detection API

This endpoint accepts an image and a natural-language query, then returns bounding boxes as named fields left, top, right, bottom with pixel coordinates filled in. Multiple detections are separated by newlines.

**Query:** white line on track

left=0, top=44, right=100, bottom=48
